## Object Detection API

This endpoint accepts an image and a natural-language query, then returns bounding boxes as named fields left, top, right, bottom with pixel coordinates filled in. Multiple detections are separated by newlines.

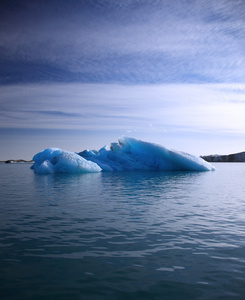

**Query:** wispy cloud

left=0, top=0, right=245, bottom=83
left=29, top=110, right=83, bottom=118
left=1, top=83, right=245, bottom=135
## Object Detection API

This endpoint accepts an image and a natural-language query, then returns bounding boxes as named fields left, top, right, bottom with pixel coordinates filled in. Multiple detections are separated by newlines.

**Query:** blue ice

left=31, top=137, right=215, bottom=174
left=31, top=148, right=102, bottom=174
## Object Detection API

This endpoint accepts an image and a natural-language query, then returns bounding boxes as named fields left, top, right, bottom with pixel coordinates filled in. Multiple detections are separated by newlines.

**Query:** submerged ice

left=31, top=137, right=215, bottom=174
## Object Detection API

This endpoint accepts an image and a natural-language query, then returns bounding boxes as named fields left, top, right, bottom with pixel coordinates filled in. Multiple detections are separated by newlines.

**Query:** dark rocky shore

left=201, top=151, right=245, bottom=162
left=0, top=160, right=33, bottom=164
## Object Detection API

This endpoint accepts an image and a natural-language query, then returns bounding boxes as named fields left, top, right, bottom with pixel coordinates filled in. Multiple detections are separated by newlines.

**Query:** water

left=1, top=163, right=245, bottom=299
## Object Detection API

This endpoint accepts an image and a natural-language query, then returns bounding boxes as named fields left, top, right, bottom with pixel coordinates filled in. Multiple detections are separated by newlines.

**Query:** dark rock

left=201, top=151, right=245, bottom=162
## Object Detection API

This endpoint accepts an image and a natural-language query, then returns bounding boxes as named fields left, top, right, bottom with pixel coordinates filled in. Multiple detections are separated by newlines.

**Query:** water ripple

left=1, top=164, right=245, bottom=299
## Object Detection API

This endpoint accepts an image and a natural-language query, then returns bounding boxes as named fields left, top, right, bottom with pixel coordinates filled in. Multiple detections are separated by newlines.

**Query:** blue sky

left=1, top=0, right=245, bottom=160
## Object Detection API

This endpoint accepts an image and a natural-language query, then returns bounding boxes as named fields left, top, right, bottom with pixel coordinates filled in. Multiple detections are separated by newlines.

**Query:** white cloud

left=1, top=83, right=245, bottom=136
left=1, top=0, right=245, bottom=82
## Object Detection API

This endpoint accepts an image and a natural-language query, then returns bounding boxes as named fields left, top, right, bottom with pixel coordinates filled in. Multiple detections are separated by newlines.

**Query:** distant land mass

left=0, top=159, right=33, bottom=164
left=201, top=151, right=245, bottom=162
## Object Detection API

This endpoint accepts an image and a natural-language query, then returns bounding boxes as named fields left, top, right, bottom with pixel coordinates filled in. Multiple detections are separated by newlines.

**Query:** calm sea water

left=1, top=163, right=245, bottom=299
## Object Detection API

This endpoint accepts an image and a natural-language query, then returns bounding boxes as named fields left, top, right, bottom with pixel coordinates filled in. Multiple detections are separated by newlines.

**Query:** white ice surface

left=31, top=148, right=102, bottom=174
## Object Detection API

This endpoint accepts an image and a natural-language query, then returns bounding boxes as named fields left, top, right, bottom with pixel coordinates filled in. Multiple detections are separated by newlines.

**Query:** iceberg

left=79, top=137, right=215, bottom=172
left=31, top=137, right=215, bottom=174
left=31, top=148, right=102, bottom=174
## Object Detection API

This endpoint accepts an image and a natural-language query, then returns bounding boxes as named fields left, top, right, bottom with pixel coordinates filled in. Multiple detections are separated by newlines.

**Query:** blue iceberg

left=31, top=137, right=215, bottom=174
left=31, top=148, right=102, bottom=174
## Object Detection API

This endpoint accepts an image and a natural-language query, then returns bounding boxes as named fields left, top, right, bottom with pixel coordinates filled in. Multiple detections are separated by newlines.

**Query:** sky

left=1, top=0, right=245, bottom=160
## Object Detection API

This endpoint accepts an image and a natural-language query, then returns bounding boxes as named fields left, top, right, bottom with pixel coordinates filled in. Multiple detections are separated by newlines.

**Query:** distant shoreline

left=201, top=151, right=245, bottom=163
left=0, top=160, right=33, bottom=164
